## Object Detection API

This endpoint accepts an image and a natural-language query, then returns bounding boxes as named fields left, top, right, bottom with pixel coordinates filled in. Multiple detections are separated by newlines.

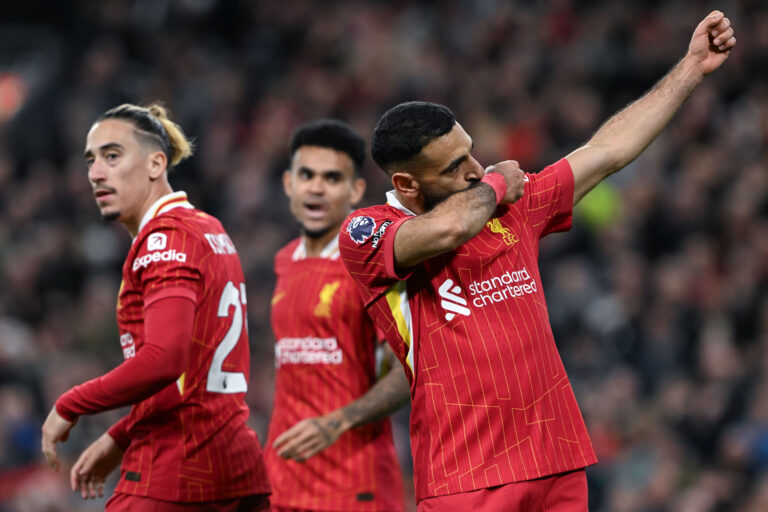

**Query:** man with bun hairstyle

left=41, top=103, right=271, bottom=511
left=339, top=11, right=736, bottom=511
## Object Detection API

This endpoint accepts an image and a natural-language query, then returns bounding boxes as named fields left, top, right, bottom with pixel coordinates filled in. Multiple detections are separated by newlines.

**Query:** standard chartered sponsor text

left=468, top=267, right=537, bottom=307
left=275, top=336, right=343, bottom=367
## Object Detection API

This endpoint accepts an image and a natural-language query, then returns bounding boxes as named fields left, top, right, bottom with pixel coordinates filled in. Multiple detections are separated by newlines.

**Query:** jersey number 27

left=207, top=281, right=248, bottom=393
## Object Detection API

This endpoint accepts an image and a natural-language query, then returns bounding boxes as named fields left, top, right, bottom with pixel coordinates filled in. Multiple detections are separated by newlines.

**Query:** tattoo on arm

left=310, top=418, right=333, bottom=445
left=340, top=365, right=410, bottom=429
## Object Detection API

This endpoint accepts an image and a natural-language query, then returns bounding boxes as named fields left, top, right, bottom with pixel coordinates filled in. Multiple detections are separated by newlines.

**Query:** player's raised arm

left=567, top=10, right=736, bottom=204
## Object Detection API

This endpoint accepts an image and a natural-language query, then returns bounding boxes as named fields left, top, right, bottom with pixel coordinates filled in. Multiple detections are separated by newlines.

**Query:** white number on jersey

left=207, top=281, right=248, bottom=393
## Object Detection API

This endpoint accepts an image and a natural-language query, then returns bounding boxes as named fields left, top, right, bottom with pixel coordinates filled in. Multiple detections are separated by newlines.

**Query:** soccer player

left=266, top=119, right=410, bottom=511
left=338, top=12, right=735, bottom=511
left=40, top=104, right=271, bottom=511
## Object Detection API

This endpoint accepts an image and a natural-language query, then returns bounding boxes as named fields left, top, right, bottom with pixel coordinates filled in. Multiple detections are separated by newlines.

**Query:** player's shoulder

left=138, top=207, right=233, bottom=251
left=274, top=237, right=302, bottom=266
left=341, top=204, right=404, bottom=249
left=524, top=158, right=573, bottom=188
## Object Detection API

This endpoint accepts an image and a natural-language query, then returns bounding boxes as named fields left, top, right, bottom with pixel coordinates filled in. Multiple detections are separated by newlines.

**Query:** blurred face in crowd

left=394, top=122, right=484, bottom=212
left=283, top=145, right=366, bottom=239
left=84, top=119, right=167, bottom=233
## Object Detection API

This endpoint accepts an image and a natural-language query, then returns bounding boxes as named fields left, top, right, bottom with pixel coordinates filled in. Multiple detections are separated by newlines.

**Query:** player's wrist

left=480, top=173, right=507, bottom=205
left=679, top=54, right=705, bottom=82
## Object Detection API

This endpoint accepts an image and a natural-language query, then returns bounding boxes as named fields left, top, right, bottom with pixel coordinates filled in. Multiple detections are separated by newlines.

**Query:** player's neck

left=395, top=191, right=426, bottom=215
left=302, top=227, right=340, bottom=258
left=124, top=183, right=175, bottom=237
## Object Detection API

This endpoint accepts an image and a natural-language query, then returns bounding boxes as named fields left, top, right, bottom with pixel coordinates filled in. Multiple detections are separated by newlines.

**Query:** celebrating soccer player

left=41, top=104, right=272, bottom=510
left=338, top=11, right=736, bottom=511
left=266, top=119, right=410, bottom=511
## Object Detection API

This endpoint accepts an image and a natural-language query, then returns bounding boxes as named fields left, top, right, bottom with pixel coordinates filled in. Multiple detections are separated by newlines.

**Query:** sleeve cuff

left=54, top=394, right=79, bottom=423
left=144, top=286, right=197, bottom=307
left=382, top=217, right=414, bottom=280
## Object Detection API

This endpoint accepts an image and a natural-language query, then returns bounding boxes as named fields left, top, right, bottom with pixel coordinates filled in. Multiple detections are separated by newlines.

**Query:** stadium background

left=0, top=0, right=766, bottom=510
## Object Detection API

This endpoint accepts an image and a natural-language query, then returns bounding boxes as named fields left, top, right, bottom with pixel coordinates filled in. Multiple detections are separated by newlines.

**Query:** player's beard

left=422, top=180, right=479, bottom=211
left=102, top=211, right=121, bottom=222
left=422, top=186, right=456, bottom=212
left=301, top=225, right=332, bottom=239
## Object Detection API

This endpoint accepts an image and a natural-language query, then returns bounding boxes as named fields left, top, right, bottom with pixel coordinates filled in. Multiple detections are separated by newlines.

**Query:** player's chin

left=302, top=222, right=332, bottom=240
left=101, top=209, right=121, bottom=222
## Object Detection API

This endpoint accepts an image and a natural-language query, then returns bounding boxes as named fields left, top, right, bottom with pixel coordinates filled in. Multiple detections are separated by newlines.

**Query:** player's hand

left=41, top=406, right=77, bottom=472
left=687, top=10, right=736, bottom=76
left=273, top=411, right=348, bottom=462
left=485, top=160, right=526, bottom=204
left=70, top=432, right=124, bottom=500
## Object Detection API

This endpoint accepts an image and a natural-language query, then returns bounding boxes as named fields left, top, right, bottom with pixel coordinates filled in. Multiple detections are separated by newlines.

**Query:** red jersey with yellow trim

left=266, top=237, right=404, bottom=511
left=339, top=159, right=597, bottom=502
left=115, top=191, right=270, bottom=501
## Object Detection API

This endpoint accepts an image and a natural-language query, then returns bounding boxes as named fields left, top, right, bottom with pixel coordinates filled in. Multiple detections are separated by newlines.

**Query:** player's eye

left=326, top=174, right=341, bottom=183
left=106, top=152, right=120, bottom=162
left=299, top=169, right=313, bottom=180
left=85, top=158, right=94, bottom=168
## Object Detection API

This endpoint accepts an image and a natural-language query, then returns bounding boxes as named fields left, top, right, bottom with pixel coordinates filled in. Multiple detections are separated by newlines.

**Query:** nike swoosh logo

left=271, top=291, right=286, bottom=305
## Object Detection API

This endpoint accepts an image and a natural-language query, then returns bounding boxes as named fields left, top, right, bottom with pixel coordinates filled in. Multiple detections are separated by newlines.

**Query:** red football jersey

left=339, top=160, right=597, bottom=502
left=113, top=192, right=270, bottom=501
left=266, top=237, right=404, bottom=511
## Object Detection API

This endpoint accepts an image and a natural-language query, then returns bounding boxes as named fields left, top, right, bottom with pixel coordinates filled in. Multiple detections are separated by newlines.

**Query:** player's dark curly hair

left=371, top=101, right=456, bottom=174
left=290, top=119, right=366, bottom=173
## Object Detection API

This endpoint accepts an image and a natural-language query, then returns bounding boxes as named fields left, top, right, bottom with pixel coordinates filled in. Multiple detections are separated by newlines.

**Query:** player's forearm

left=394, top=181, right=498, bottom=268
left=55, top=297, right=194, bottom=420
left=571, top=56, right=702, bottom=202
left=592, top=56, right=701, bottom=166
left=335, top=367, right=410, bottom=432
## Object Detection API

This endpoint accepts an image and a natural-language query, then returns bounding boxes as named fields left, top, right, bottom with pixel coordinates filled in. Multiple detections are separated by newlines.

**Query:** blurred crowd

left=0, top=0, right=766, bottom=510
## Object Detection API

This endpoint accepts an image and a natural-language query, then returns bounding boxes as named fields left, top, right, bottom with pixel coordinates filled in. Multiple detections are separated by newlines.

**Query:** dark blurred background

left=0, top=0, right=766, bottom=510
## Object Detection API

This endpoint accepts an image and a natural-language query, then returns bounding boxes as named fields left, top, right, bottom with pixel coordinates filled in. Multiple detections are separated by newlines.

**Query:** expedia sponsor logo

left=147, top=233, right=167, bottom=251
left=438, top=267, right=538, bottom=321
left=132, top=249, right=187, bottom=271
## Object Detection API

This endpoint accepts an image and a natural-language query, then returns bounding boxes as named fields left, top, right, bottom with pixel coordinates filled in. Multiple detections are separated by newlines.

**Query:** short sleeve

left=523, top=158, right=574, bottom=238
left=338, top=207, right=409, bottom=306
left=130, top=225, right=202, bottom=304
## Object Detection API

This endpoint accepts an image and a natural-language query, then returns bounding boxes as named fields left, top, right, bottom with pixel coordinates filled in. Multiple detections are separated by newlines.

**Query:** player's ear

left=148, top=151, right=168, bottom=180
left=282, top=170, right=293, bottom=198
left=350, top=176, right=366, bottom=205
left=391, top=172, right=419, bottom=199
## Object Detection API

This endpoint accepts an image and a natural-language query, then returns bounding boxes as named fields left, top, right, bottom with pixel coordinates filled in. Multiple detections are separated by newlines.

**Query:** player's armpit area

left=55, top=296, right=195, bottom=420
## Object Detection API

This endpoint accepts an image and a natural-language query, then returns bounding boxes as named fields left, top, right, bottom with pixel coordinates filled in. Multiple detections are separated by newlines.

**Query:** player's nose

left=307, top=175, right=325, bottom=194
left=465, top=157, right=485, bottom=181
left=88, top=158, right=107, bottom=184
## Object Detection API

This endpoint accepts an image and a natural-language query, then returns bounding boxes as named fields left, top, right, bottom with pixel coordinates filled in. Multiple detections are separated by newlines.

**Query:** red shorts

left=417, top=469, right=587, bottom=512
left=105, top=492, right=271, bottom=511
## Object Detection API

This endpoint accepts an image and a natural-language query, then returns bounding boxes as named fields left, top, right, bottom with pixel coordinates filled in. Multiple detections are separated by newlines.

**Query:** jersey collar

left=136, top=191, right=194, bottom=236
left=292, top=235, right=340, bottom=261
left=386, top=190, right=416, bottom=216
